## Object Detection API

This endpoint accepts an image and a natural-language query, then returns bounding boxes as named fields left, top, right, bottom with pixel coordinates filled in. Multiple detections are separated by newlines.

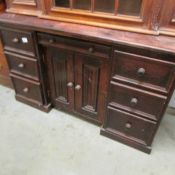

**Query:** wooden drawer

left=38, top=33, right=111, bottom=59
left=10, top=74, right=43, bottom=104
left=112, top=50, right=175, bottom=94
left=105, top=107, right=157, bottom=146
left=109, top=81, right=166, bottom=121
left=1, top=28, right=36, bottom=57
left=5, top=52, right=39, bottom=81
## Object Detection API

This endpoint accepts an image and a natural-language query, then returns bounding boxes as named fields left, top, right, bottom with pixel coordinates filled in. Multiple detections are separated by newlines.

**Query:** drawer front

left=106, top=107, right=157, bottom=145
left=10, top=74, right=43, bottom=103
left=112, top=50, right=175, bottom=93
left=109, top=82, right=166, bottom=121
left=6, top=52, right=39, bottom=80
left=38, top=33, right=111, bottom=59
left=1, top=29, right=35, bottom=56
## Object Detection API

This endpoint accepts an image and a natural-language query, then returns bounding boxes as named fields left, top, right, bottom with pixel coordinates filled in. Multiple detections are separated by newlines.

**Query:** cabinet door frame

left=74, top=53, right=110, bottom=123
left=159, top=0, right=175, bottom=36
left=40, top=0, right=160, bottom=35
left=45, top=46, right=75, bottom=111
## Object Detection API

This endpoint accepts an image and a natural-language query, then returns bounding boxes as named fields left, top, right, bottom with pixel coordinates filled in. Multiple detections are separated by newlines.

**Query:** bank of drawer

left=109, top=81, right=166, bottom=121
left=112, top=50, right=175, bottom=94
left=5, top=52, right=39, bottom=80
left=38, top=33, right=111, bottom=59
left=106, top=107, right=157, bottom=146
left=1, top=29, right=36, bottom=57
left=10, top=74, right=43, bottom=103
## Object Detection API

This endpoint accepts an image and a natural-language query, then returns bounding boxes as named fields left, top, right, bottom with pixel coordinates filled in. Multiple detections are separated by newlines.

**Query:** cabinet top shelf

left=0, top=13, right=175, bottom=54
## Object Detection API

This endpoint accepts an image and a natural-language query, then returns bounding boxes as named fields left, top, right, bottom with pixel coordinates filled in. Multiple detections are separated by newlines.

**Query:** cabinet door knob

left=18, top=63, right=25, bottom=68
left=125, top=122, right=132, bottom=129
left=130, top=98, right=138, bottom=106
left=12, top=38, right=19, bottom=43
left=88, top=47, right=94, bottom=53
left=137, top=68, right=145, bottom=77
left=67, top=82, right=74, bottom=88
left=23, top=87, right=29, bottom=93
left=49, top=39, right=54, bottom=43
left=75, top=85, right=81, bottom=90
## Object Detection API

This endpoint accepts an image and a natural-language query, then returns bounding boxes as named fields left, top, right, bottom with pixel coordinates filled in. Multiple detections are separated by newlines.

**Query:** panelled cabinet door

left=5, top=0, right=41, bottom=16
left=159, top=0, right=175, bottom=36
left=46, top=47, right=74, bottom=111
left=74, top=54, right=109, bottom=123
left=41, top=0, right=158, bottom=34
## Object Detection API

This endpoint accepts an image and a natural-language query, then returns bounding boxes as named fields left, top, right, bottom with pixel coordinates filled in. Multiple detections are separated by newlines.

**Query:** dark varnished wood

left=112, top=50, right=175, bottom=94
left=0, top=13, right=175, bottom=153
left=5, top=51, right=39, bottom=81
left=109, top=81, right=166, bottom=121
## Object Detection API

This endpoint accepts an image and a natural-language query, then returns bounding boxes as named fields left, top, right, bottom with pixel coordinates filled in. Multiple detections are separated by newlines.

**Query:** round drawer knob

left=18, top=63, right=25, bottom=68
left=125, top=122, right=132, bottom=129
left=137, top=68, right=145, bottom=77
left=130, top=98, right=138, bottom=106
left=49, top=39, right=54, bottom=44
left=75, top=85, right=81, bottom=90
left=23, top=87, right=29, bottom=93
left=12, top=38, right=19, bottom=43
left=88, top=47, right=94, bottom=53
left=67, top=82, right=74, bottom=88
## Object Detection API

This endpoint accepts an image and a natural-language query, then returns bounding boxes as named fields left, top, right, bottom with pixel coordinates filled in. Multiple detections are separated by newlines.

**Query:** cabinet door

left=159, top=0, right=175, bottom=36
left=74, top=54, right=109, bottom=123
left=46, top=47, right=74, bottom=111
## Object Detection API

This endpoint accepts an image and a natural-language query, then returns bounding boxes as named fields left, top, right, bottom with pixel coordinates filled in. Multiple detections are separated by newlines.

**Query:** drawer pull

left=125, top=122, right=132, bottom=129
left=130, top=98, right=138, bottom=106
left=49, top=39, right=54, bottom=44
left=137, top=68, right=145, bottom=77
left=88, top=47, right=94, bottom=53
left=12, top=38, right=19, bottom=43
left=23, top=87, right=29, bottom=93
left=18, top=63, right=25, bottom=68
left=75, top=85, right=81, bottom=90
left=67, top=82, right=74, bottom=88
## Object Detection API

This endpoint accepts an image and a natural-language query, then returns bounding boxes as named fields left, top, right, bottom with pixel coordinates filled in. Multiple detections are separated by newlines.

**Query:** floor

left=0, top=85, right=175, bottom=175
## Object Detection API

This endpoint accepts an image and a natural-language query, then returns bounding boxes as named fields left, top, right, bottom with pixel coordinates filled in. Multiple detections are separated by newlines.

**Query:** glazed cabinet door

left=46, top=47, right=74, bottom=111
left=74, top=54, right=109, bottom=123
left=159, top=0, right=175, bottom=36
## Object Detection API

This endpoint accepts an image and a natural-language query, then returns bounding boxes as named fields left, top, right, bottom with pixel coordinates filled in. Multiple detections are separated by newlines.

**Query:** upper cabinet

left=5, top=0, right=42, bottom=16
left=40, top=0, right=160, bottom=34
left=3, top=0, right=175, bottom=36
left=159, top=0, right=175, bottom=36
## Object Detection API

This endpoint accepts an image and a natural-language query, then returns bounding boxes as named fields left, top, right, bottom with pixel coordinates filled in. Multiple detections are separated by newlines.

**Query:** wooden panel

left=112, top=50, right=175, bottom=94
left=75, top=53, right=110, bottom=123
left=5, top=51, right=39, bottom=80
left=10, top=74, right=43, bottom=104
left=38, top=33, right=111, bottom=59
left=46, top=47, right=74, bottom=110
left=109, top=81, right=166, bottom=121
left=5, top=0, right=41, bottom=16
left=104, top=107, right=157, bottom=146
left=1, top=28, right=36, bottom=57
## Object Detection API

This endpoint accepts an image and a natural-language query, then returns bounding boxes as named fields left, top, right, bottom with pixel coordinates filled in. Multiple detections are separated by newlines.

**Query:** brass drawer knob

left=67, top=82, right=74, bottom=88
left=130, top=98, right=138, bottom=106
left=23, top=87, right=29, bottom=93
left=75, top=84, right=81, bottom=90
left=88, top=47, right=94, bottom=53
left=125, top=122, right=132, bottom=129
left=18, top=63, right=25, bottom=68
left=137, top=68, right=145, bottom=77
left=12, top=38, right=19, bottom=43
